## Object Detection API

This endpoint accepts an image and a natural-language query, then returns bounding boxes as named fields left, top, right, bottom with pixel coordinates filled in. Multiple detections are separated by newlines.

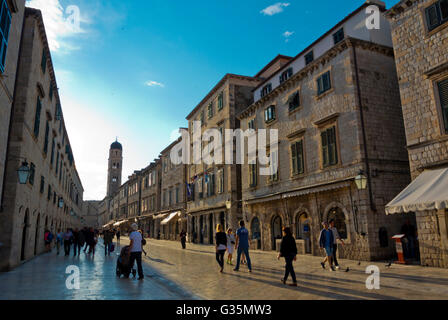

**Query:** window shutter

left=426, top=4, right=441, bottom=30
left=324, top=72, right=331, bottom=91
left=438, top=79, right=448, bottom=133
left=298, top=140, right=304, bottom=174
left=321, top=131, right=328, bottom=167
left=34, top=98, right=42, bottom=137
left=441, top=0, right=448, bottom=21
left=291, top=143, right=297, bottom=174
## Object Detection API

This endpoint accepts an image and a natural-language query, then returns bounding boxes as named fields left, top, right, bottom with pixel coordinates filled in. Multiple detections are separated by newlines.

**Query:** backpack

left=141, top=238, right=147, bottom=246
left=48, top=232, right=54, bottom=242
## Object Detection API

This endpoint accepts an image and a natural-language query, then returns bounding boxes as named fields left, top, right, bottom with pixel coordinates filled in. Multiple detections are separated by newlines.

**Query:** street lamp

left=225, top=200, right=231, bottom=210
left=17, top=161, right=30, bottom=184
left=355, top=171, right=368, bottom=190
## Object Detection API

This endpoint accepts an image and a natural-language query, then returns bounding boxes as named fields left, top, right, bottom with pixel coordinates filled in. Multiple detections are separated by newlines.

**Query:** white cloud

left=145, top=81, right=165, bottom=88
left=26, top=0, right=88, bottom=52
left=260, top=3, right=290, bottom=16
left=283, top=30, right=294, bottom=42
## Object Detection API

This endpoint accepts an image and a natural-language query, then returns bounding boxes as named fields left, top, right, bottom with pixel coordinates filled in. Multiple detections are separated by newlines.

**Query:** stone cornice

left=386, top=0, right=417, bottom=19
left=237, top=38, right=394, bottom=120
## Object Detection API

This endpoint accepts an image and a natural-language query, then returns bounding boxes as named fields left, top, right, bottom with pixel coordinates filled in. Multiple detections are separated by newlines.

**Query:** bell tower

left=107, top=139, right=123, bottom=197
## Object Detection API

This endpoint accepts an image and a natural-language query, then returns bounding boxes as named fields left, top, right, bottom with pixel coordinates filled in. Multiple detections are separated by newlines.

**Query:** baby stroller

left=116, top=245, right=136, bottom=278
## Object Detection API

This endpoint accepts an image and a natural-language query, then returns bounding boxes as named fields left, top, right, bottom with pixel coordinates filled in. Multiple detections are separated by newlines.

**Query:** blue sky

left=26, top=0, right=397, bottom=200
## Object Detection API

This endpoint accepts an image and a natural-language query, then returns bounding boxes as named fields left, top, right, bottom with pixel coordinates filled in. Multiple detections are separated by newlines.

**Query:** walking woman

left=278, top=227, right=298, bottom=286
left=215, top=224, right=227, bottom=273
left=226, top=228, right=235, bottom=265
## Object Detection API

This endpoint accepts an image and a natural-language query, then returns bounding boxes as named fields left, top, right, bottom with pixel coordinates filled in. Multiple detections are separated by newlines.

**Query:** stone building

left=0, top=8, right=84, bottom=271
left=386, top=0, right=448, bottom=268
left=81, top=200, right=100, bottom=228
left=237, top=1, right=411, bottom=261
left=139, top=159, right=161, bottom=238
left=155, top=137, right=187, bottom=240
left=185, top=74, right=262, bottom=244
left=0, top=0, right=26, bottom=213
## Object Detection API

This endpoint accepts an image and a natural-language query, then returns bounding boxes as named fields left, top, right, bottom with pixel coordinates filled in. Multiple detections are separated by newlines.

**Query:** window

left=217, top=168, right=224, bottom=193
left=438, top=78, right=448, bottom=134
left=40, top=176, right=45, bottom=194
left=248, top=119, right=255, bottom=130
left=321, top=126, right=338, bottom=167
left=425, top=0, right=448, bottom=31
left=41, top=48, right=47, bottom=74
left=249, top=164, right=257, bottom=187
left=200, top=110, right=205, bottom=126
left=208, top=102, right=213, bottom=119
left=333, top=28, right=345, bottom=45
left=291, top=140, right=304, bottom=175
left=29, top=163, right=35, bottom=185
left=0, top=0, right=11, bottom=73
left=49, top=84, right=53, bottom=101
left=269, top=150, right=278, bottom=182
left=198, top=178, right=203, bottom=199
left=264, top=105, right=276, bottom=123
left=169, top=190, right=172, bottom=206
left=218, top=92, right=224, bottom=110
left=279, top=68, right=293, bottom=84
left=207, top=173, right=215, bottom=196
left=43, top=122, right=50, bottom=154
left=261, top=83, right=272, bottom=98
left=48, top=185, right=52, bottom=201
left=176, top=187, right=179, bottom=203
left=305, top=51, right=314, bottom=65
left=50, top=138, right=55, bottom=165
left=288, top=91, right=300, bottom=112
left=34, top=97, right=42, bottom=138
left=317, top=71, right=332, bottom=95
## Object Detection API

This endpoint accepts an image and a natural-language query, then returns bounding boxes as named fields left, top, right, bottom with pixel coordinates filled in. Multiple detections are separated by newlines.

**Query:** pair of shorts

left=324, top=246, right=333, bottom=256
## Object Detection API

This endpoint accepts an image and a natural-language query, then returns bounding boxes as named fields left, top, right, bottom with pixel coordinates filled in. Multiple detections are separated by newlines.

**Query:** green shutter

left=298, top=140, right=304, bottom=174
left=44, top=122, right=49, bottom=154
left=34, top=98, right=42, bottom=137
left=439, top=79, right=448, bottom=133
left=291, top=143, right=297, bottom=174
left=321, top=131, right=328, bottom=167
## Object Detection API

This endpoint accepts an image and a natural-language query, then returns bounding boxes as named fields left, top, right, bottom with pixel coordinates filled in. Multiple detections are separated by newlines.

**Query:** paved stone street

left=0, top=242, right=196, bottom=300
left=124, top=238, right=448, bottom=300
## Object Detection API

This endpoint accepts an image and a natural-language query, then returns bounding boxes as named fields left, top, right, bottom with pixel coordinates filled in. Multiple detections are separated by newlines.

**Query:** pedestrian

left=138, top=230, right=147, bottom=256
left=233, top=220, right=252, bottom=273
left=180, top=230, right=187, bottom=249
left=278, top=227, right=298, bottom=287
left=318, top=221, right=335, bottom=271
left=329, top=219, right=345, bottom=270
left=44, top=229, right=53, bottom=252
left=63, top=228, right=73, bottom=256
left=226, top=228, right=235, bottom=265
left=104, top=229, right=113, bottom=256
left=56, top=229, right=63, bottom=255
left=77, top=228, right=85, bottom=256
left=116, top=229, right=121, bottom=244
left=401, top=219, right=417, bottom=259
left=128, top=223, right=144, bottom=280
left=72, top=228, right=80, bottom=256
left=90, top=227, right=97, bottom=256
left=215, top=224, right=227, bottom=273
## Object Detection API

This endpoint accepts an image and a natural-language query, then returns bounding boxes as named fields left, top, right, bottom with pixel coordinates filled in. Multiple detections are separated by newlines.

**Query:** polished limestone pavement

left=0, top=242, right=196, bottom=300
left=122, top=238, right=448, bottom=300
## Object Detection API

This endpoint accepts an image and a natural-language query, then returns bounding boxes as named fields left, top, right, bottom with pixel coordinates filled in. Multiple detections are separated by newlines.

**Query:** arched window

left=296, top=213, right=310, bottom=239
left=327, top=207, right=347, bottom=240
left=251, top=217, right=261, bottom=240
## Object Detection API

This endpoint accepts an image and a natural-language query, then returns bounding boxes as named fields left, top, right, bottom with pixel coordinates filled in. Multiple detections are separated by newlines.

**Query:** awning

left=161, top=211, right=181, bottom=225
left=153, top=213, right=169, bottom=220
left=102, top=221, right=114, bottom=228
left=386, top=168, right=448, bottom=214
left=113, top=220, right=127, bottom=227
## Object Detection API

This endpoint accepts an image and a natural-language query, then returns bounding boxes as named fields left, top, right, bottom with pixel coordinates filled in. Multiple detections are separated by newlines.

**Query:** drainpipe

left=0, top=13, right=26, bottom=213
left=352, top=44, right=376, bottom=212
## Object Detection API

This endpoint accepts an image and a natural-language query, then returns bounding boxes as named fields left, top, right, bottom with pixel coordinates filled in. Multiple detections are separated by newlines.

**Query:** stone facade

left=185, top=74, right=261, bottom=245
left=387, top=0, right=448, bottom=267
left=0, top=8, right=84, bottom=271
left=0, top=0, right=25, bottom=212
left=238, top=37, right=410, bottom=261
left=139, top=160, right=161, bottom=238
left=81, top=200, right=100, bottom=228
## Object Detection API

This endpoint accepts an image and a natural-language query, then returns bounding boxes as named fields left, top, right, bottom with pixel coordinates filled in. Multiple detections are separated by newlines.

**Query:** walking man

left=56, top=229, right=63, bottom=255
left=318, top=221, right=335, bottom=271
left=180, top=230, right=187, bottom=249
left=63, top=228, right=73, bottom=256
left=104, top=229, right=113, bottom=256
left=329, top=219, right=344, bottom=270
left=233, top=220, right=252, bottom=273
left=278, top=227, right=298, bottom=286
left=128, top=223, right=144, bottom=280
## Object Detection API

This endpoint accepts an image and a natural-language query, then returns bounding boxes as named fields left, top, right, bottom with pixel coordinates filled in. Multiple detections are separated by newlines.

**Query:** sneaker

left=321, top=262, right=326, bottom=269
left=281, top=278, right=286, bottom=285
left=330, top=266, right=336, bottom=272
left=335, top=266, right=340, bottom=270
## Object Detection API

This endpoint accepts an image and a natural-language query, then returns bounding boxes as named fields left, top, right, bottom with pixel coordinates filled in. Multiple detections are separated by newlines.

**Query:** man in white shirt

left=128, top=223, right=144, bottom=280
left=329, top=219, right=345, bottom=270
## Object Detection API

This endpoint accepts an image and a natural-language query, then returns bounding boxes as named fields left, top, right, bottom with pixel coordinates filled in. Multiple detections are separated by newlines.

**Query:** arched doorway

left=271, top=215, right=282, bottom=250
left=327, top=207, right=347, bottom=240
left=34, top=214, right=40, bottom=256
left=251, top=217, right=261, bottom=249
left=296, top=213, right=311, bottom=254
left=21, top=210, right=29, bottom=261
left=209, top=214, right=214, bottom=244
